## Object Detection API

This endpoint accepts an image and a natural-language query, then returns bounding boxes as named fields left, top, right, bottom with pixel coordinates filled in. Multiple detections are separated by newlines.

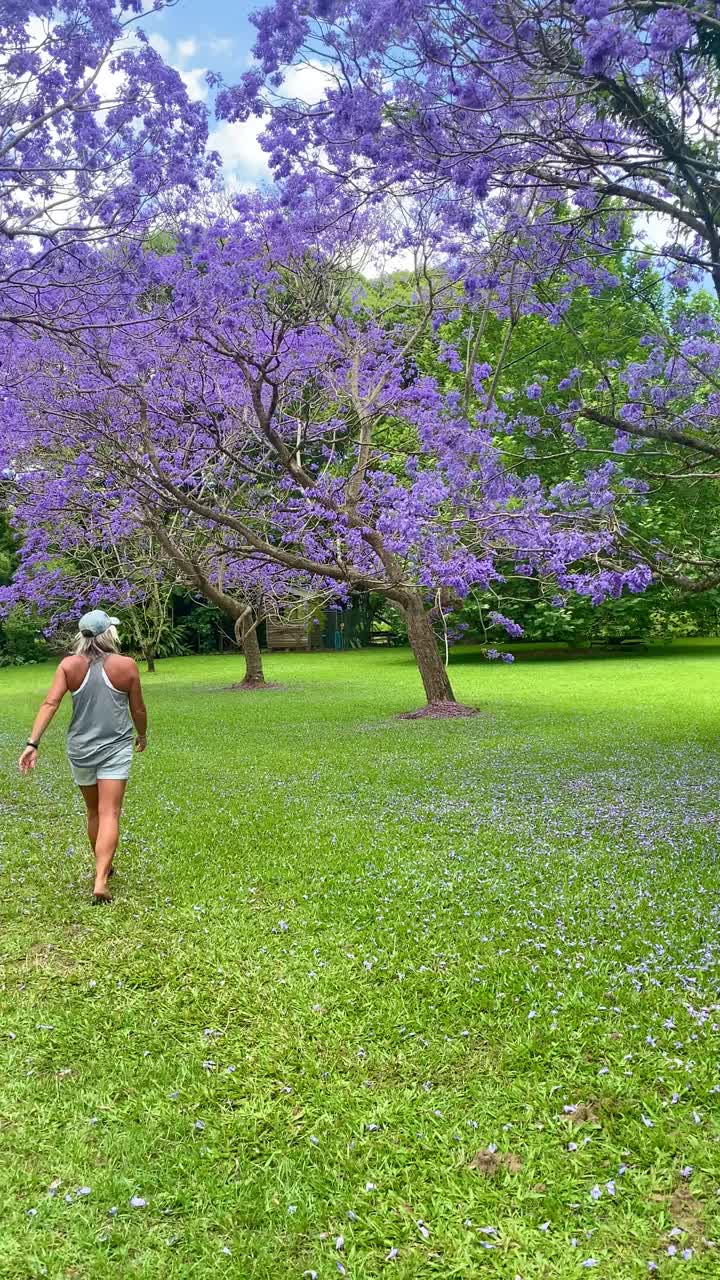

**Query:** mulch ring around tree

left=224, top=681, right=287, bottom=692
left=397, top=700, right=480, bottom=720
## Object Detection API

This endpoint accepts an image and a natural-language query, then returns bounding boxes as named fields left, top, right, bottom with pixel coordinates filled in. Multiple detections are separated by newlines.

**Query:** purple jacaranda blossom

left=0, top=2, right=213, bottom=339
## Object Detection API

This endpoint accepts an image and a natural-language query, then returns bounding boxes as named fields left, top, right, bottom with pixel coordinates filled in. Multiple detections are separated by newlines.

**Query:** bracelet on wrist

left=27, top=740, right=39, bottom=750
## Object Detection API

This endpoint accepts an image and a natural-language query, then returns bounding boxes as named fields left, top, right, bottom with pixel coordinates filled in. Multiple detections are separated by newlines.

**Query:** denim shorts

left=69, top=744, right=133, bottom=786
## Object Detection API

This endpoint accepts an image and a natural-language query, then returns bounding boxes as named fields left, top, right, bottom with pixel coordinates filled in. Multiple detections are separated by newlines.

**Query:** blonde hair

left=72, top=625, right=121, bottom=659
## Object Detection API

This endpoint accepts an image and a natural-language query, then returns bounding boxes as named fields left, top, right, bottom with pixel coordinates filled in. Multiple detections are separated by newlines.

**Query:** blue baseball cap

left=78, top=609, right=120, bottom=637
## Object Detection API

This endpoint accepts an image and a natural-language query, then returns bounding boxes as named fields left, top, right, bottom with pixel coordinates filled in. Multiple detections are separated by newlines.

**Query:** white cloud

left=146, top=31, right=171, bottom=61
left=207, top=62, right=336, bottom=190
left=365, top=245, right=418, bottom=277
left=280, top=61, right=334, bottom=105
left=177, top=38, right=198, bottom=60
left=207, top=117, right=272, bottom=188
left=179, top=66, right=209, bottom=102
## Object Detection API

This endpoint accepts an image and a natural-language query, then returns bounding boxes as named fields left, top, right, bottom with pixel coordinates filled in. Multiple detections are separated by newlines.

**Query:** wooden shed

left=265, top=616, right=323, bottom=651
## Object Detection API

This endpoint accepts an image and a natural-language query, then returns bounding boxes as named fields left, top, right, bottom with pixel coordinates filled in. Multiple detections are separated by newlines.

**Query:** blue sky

left=141, top=2, right=332, bottom=189
left=142, top=1, right=269, bottom=187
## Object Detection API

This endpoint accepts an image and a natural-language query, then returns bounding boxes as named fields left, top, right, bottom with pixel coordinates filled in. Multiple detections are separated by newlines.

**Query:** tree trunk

left=234, top=607, right=266, bottom=686
left=403, top=596, right=456, bottom=705
left=145, top=650, right=156, bottom=673
left=240, top=618, right=266, bottom=685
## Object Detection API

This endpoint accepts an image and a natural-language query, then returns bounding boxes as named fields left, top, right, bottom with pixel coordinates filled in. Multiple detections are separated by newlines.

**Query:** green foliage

left=366, top=593, right=407, bottom=644
left=0, top=505, right=17, bottom=585
left=0, top=607, right=49, bottom=666
left=459, top=582, right=720, bottom=646
left=0, top=510, right=48, bottom=662
left=120, top=610, right=192, bottom=661
left=180, top=601, right=233, bottom=653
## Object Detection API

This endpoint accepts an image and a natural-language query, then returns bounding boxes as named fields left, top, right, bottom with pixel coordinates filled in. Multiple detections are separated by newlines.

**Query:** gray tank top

left=66, top=657, right=134, bottom=767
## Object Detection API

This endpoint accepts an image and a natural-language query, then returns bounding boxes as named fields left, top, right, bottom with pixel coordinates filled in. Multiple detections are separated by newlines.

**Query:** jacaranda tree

left=0, top=0, right=212, bottom=335
left=0, top=196, right=653, bottom=710
left=217, top=0, right=720, bottom=590
left=226, top=0, right=720, bottom=291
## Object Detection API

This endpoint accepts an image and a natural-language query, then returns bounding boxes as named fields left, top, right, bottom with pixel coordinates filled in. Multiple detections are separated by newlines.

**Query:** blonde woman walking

left=18, top=610, right=148, bottom=903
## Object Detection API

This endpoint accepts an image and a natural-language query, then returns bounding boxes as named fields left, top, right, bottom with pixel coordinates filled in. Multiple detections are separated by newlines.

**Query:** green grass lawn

left=2, top=646, right=720, bottom=1279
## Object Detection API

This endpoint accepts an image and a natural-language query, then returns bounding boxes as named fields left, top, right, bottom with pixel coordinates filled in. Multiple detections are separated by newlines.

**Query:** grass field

left=1, top=645, right=720, bottom=1279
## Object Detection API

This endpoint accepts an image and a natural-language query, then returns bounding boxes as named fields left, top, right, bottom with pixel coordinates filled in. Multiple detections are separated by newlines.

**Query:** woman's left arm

left=18, top=664, right=69, bottom=774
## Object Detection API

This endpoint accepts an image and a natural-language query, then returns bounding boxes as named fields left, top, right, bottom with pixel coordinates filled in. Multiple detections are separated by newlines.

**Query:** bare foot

left=92, top=890, right=112, bottom=904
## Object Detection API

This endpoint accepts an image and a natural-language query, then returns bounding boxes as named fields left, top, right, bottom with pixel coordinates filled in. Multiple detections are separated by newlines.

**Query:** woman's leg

left=94, top=778, right=127, bottom=896
left=79, top=783, right=100, bottom=852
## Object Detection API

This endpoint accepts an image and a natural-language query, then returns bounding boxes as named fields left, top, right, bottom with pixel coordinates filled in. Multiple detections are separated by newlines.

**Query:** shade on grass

left=1, top=646, right=719, bottom=1278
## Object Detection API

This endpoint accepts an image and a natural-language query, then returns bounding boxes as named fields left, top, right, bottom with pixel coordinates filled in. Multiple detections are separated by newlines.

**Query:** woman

left=18, top=609, right=148, bottom=903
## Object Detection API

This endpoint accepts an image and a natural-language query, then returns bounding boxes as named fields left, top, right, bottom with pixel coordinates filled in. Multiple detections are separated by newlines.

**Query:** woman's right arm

left=18, top=663, right=69, bottom=773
